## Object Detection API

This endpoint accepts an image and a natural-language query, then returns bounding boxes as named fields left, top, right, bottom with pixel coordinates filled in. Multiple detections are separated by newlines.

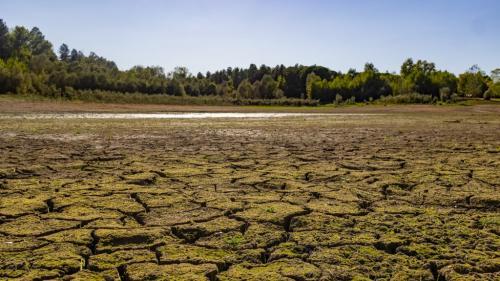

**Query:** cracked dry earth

left=0, top=110, right=499, bottom=281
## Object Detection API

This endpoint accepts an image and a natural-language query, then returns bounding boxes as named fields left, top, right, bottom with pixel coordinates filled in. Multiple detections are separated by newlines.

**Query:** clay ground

left=0, top=105, right=499, bottom=280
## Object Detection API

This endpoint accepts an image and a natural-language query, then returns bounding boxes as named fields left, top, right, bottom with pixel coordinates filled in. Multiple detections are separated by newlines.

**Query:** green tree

left=200, top=82, right=217, bottom=96
left=237, top=79, right=253, bottom=99
left=400, top=58, right=414, bottom=77
left=353, top=69, right=390, bottom=101
left=59, top=43, right=69, bottom=61
left=400, top=58, right=436, bottom=95
left=486, top=69, right=500, bottom=98
left=491, top=68, right=500, bottom=84
left=30, top=53, right=53, bottom=74
left=248, top=63, right=258, bottom=82
left=305, top=72, right=321, bottom=99
left=487, top=84, right=500, bottom=98
left=430, top=71, right=457, bottom=95
left=259, top=74, right=279, bottom=99
left=0, top=19, right=10, bottom=59
left=364, top=62, right=378, bottom=73
left=170, top=66, right=190, bottom=81
left=28, top=27, right=55, bottom=58
left=216, top=80, right=233, bottom=97
left=283, top=65, right=304, bottom=98
left=0, top=58, right=32, bottom=94
left=184, top=83, right=200, bottom=96
left=167, top=78, right=185, bottom=96
left=458, top=66, right=488, bottom=97
left=70, top=49, right=80, bottom=61
left=10, top=26, right=32, bottom=61
left=276, top=75, right=286, bottom=90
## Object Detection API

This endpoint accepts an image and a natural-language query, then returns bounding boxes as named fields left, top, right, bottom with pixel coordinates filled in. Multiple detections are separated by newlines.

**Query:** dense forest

left=1, top=19, right=499, bottom=105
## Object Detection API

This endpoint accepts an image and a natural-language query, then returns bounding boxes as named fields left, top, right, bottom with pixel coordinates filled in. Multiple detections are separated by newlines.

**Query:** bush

left=483, top=89, right=492, bottom=100
left=439, top=87, right=451, bottom=101
left=334, top=94, right=343, bottom=104
left=345, top=96, right=356, bottom=104
left=233, top=97, right=319, bottom=106
left=377, top=93, right=434, bottom=104
left=49, top=89, right=320, bottom=106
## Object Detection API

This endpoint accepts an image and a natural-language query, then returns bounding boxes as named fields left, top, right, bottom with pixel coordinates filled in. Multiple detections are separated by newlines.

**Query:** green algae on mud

left=0, top=106, right=499, bottom=280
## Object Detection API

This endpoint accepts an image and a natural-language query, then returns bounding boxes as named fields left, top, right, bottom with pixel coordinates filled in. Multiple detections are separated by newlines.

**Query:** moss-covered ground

left=0, top=106, right=499, bottom=280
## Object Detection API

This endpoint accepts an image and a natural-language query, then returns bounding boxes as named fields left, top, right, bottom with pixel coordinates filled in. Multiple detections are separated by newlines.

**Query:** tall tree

left=0, top=19, right=10, bottom=59
left=237, top=79, right=253, bottom=99
left=458, top=66, right=488, bottom=97
left=364, top=62, right=378, bottom=73
left=306, top=72, right=321, bottom=99
left=28, top=27, right=54, bottom=58
left=10, top=26, right=31, bottom=61
left=430, top=71, right=457, bottom=95
left=400, top=58, right=414, bottom=77
left=59, top=43, right=69, bottom=61
left=259, top=74, right=279, bottom=99
left=167, top=78, right=185, bottom=96
left=248, top=63, right=258, bottom=82
left=283, top=65, right=304, bottom=98
left=70, top=49, right=80, bottom=61
left=491, top=68, right=500, bottom=84
left=170, top=66, right=190, bottom=81
left=399, top=58, right=436, bottom=95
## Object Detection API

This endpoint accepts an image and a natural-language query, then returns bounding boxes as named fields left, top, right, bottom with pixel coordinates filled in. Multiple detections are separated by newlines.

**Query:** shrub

left=377, top=93, right=434, bottom=104
left=439, top=87, right=451, bottom=101
left=41, top=89, right=320, bottom=106
left=334, top=94, right=343, bottom=104
left=483, top=89, right=492, bottom=100
left=345, top=96, right=356, bottom=104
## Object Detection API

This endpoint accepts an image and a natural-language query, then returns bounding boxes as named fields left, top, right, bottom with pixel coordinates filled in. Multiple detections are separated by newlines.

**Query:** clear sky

left=1, top=0, right=499, bottom=74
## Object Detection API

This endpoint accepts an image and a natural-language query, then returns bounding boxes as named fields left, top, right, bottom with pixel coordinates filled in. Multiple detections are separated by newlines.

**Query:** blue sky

left=1, top=0, right=499, bottom=74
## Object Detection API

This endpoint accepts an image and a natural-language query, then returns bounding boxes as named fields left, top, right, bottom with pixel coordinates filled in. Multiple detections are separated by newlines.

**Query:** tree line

left=0, top=19, right=499, bottom=103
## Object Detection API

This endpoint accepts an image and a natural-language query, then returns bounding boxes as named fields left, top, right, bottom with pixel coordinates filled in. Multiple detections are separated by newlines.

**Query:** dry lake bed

left=0, top=105, right=499, bottom=280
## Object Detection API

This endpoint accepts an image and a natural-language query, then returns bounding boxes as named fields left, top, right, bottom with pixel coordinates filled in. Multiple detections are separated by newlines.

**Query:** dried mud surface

left=0, top=108, right=499, bottom=280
